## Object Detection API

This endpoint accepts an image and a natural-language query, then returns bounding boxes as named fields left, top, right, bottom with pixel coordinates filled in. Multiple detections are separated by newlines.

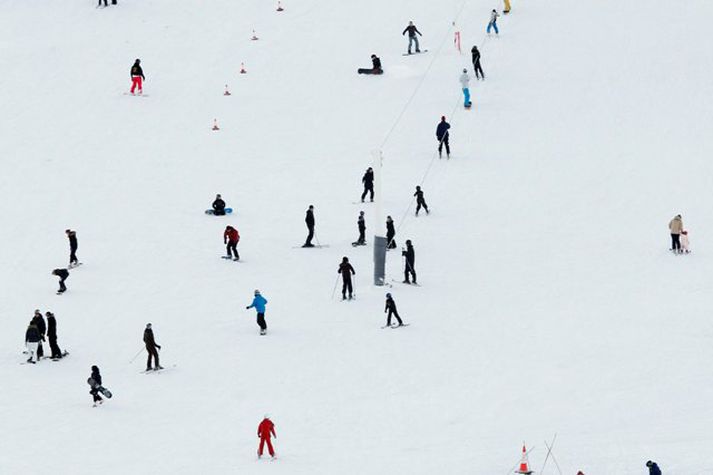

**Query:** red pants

left=130, top=76, right=143, bottom=93
left=258, top=437, right=274, bottom=457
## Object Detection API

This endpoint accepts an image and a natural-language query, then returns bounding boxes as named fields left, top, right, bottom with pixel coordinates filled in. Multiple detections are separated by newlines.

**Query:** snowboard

left=87, top=378, right=113, bottom=398
left=381, top=323, right=410, bottom=329
left=122, top=92, right=149, bottom=97
left=68, top=262, right=83, bottom=269
left=403, top=50, right=429, bottom=56
left=221, top=256, right=241, bottom=261
left=357, top=68, right=383, bottom=75
left=351, top=242, right=367, bottom=247
left=205, top=208, right=233, bottom=215
left=293, top=244, right=330, bottom=249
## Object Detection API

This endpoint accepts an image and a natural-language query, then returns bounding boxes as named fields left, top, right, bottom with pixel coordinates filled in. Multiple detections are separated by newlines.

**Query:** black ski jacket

left=130, top=63, right=145, bottom=79
left=67, top=231, right=78, bottom=251
left=372, top=56, right=382, bottom=71
left=362, top=170, right=374, bottom=187
left=471, top=46, right=481, bottom=63
left=402, top=245, right=415, bottom=267
left=414, top=189, right=425, bottom=203
left=436, top=121, right=450, bottom=140
left=212, top=198, right=226, bottom=212
left=25, top=325, right=41, bottom=343
left=47, top=315, right=57, bottom=339
left=338, top=262, right=355, bottom=280
left=90, top=370, right=102, bottom=387
left=358, top=216, right=366, bottom=232
left=305, top=209, right=315, bottom=227
left=31, top=315, right=46, bottom=337
left=385, top=297, right=397, bottom=312
left=144, top=328, right=160, bottom=349
left=402, top=25, right=422, bottom=37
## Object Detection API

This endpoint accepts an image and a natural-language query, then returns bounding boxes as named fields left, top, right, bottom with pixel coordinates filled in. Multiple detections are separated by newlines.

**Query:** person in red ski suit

left=130, top=59, right=145, bottom=95
left=257, top=416, right=276, bottom=458
left=223, top=226, right=240, bottom=260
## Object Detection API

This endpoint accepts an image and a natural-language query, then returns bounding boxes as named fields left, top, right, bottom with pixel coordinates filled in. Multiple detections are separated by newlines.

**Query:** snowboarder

left=25, top=322, right=41, bottom=364
left=302, top=205, right=315, bottom=247
left=646, top=460, right=662, bottom=475
left=46, top=311, right=64, bottom=360
left=361, top=167, right=374, bottom=202
left=358, top=54, right=383, bottom=75
left=212, top=194, right=226, bottom=215
left=459, top=69, right=472, bottom=108
left=355, top=211, right=366, bottom=245
left=257, top=415, right=277, bottom=458
left=471, top=46, right=485, bottom=79
left=487, top=9, right=500, bottom=34
left=384, top=293, right=404, bottom=327
left=31, top=310, right=46, bottom=358
left=143, top=323, right=163, bottom=371
left=402, top=240, right=416, bottom=284
left=97, top=0, right=107, bottom=7
left=414, top=186, right=429, bottom=216
left=52, top=268, right=69, bottom=294
left=130, top=59, right=145, bottom=95
left=338, top=257, right=356, bottom=300
left=668, top=214, right=683, bottom=254
left=681, top=230, right=691, bottom=253
left=386, top=216, right=397, bottom=249
left=66, top=229, right=79, bottom=268
left=402, top=21, right=423, bottom=54
left=503, top=0, right=511, bottom=13
left=88, top=366, right=104, bottom=406
left=223, top=226, right=240, bottom=260
left=436, top=116, right=451, bottom=158
left=246, top=289, right=268, bottom=335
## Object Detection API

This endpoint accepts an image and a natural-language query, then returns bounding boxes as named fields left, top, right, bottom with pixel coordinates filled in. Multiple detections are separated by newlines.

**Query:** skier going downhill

left=46, top=311, right=64, bottom=360
left=414, top=186, right=430, bottom=216
left=224, top=226, right=240, bottom=260
left=361, top=167, right=374, bottom=202
left=358, top=55, right=383, bottom=75
left=66, top=229, right=79, bottom=268
left=257, top=415, right=277, bottom=458
left=459, top=69, right=472, bottom=108
left=384, top=293, right=404, bottom=327
left=130, top=59, right=145, bottom=95
left=402, top=240, right=416, bottom=284
left=487, top=9, right=500, bottom=35
left=668, top=214, right=683, bottom=254
left=338, top=256, right=356, bottom=300
left=386, top=216, right=397, bottom=249
left=246, top=290, right=269, bottom=335
left=143, top=323, right=163, bottom=371
left=436, top=116, right=451, bottom=158
left=471, top=45, right=485, bottom=79
left=212, top=194, right=226, bottom=215
left=302, top=205, right=315, bottom=247
left=25, top=322, right=41, bottom=364
left=354, top=211, right=366, bottom=246
left=52, top=268, right=69, bottom=294
left=402, top=21, right=423, bottom=54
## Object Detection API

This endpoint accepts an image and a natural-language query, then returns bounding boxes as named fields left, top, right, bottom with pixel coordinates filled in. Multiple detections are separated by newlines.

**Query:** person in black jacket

left=25, top=323, right=41, bottom=364
left=46, top=311, right=64, bottom=359
left=361, top=167, right=374, bottom=202
left=130, top=59, right=145, bottom=95
left=386, top=216, right=397, bottom=249
left=358, top=55, right=383, bottom=75
left=88, top=366, right=104, bottom=406
left=143, top=323, right=163, bottom=371
left=66, top=229, right=79, bottom=267
left=302, top=205, right=315, bottom=247
left=646, top=461, right=662, bottom=475
left=471, top=46, right=485, bottom=79
left=52, top=268, right=69, bottom=294
left=355, top=211, right=366, bottom=245
left=436, top=116, right=451, bottom=158
left=402, top=21, right=423, bottom=54
left=31, top=310, right=46, bottom=358
left=414, top=186, right=429, bottom=216
left=384, top=293, right=404, bottom=327
left=337, top=257, right=356, bottom=300
left=402, top=240, right=416, bottom=284
left=212, top=194, right=226, bottom=215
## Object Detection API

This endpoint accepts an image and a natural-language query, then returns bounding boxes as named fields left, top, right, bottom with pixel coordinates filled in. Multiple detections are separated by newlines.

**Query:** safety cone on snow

left=212, top=119, right=220, bottom=131
left=251, top=29, right=259, bottom=40
left=276, top=1, right=284, bottom=11
left=224, top=85, right=231, bottom=96
left=240, top=62, right=247, bottom=74
left=515, top=444, right=534, bottom=474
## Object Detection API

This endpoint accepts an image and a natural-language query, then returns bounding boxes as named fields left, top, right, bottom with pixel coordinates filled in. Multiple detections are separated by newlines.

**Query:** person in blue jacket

left=246, top=289, right=269, bottom=335
left=646, top=461, right=662, bottom=475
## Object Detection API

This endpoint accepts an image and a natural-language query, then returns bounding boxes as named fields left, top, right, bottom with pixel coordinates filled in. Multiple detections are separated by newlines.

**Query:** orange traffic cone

left=251, top=29, right=259, bottom=40
left=515, top=444, right=533, bottom=474
left=212, top=119, right=220, bottom=131
left=224, top=85, right=231, bottom=96
left=276, top=1, right=284, bottom=11
left=240, top=62, right=247, bottom=74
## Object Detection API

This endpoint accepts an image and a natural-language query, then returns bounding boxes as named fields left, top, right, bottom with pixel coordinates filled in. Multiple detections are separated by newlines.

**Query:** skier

left=355, top=211, right=366, bottom=246
left=402, top=240, right=416, bottom=284
left=143, top=323, right=163, bottom=371
left=386, top=216, right=397, bottom=249
left=88, top=366, right=104, bottom=406
left=130, top=59, right=145, bottom=95
left=471, top=46, right=485, bottom=79
left=384, top=293, right=404, bottom=327
left=52, top=268, right=69, bottom=294
left=503, top=0, right=511, bottom=13
left=212, top=194, right=226, bottom=215
left=436, top=116, right=451, bottom=158
left=223, top=225, right=240, bottom=260
left=46, top=311, right=64, bottom=360
left=487, top=9, right=500, bottom=35
left=257, top=415, right=277, bottom=458
left=302, top=205, right=315, bottom=247
left=31, top=310, right=46, bottom=358
left=97, top=0, right=107, bottom=7
left=681, top=230, right=690, bottom=253
left=358, top=54, right=383, bottom=75
left=361, top=167, right=374, bottom=202
left=25, top=322, right=41, bottom=364
left=668, top=214, right=683, bottom=254
left=459, top=69, right=472, bottom=108
left=646, top=460, right=662, bottom=475
left=246, top=289, right=269, bottom=335
left=338, top=256, right=356, bottom=300
left=402, top=21, right=423, bottom=54
left=66, top=229, right=79, bottom=268
left=414, top=186, right=430, bottom=216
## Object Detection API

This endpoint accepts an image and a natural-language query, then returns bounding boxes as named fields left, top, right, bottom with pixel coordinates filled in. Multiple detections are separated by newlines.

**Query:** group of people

left=24, top=310, right=64, bottom=363
left=668, top=214, right=691, bottom=254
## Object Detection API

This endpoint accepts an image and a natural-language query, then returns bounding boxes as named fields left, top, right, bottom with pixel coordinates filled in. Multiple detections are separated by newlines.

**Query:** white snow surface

left=2, top=0, right=713, bottom=473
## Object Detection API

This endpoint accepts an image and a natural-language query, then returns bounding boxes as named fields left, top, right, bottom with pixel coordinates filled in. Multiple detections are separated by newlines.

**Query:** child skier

left=88, top=366, right=104, bottom=406
left=402, top=240, right=416, bottom=284
left=25, top=322, right=41, bottom=364
left=246, top=289, right=269, bottom=335
left=384, top=293, right=404, bottom=327
left=257, top=415, right=277, bottom=458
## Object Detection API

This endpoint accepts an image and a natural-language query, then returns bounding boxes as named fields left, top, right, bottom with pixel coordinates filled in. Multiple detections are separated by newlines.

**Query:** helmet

left=463, top=68, right=467, bottom=73
left=254, top=289, right=261, bottom=295
left=386, top=293, right=392, bottom=298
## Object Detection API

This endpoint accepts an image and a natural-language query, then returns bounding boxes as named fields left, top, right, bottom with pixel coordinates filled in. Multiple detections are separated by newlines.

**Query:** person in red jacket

left=257, top=415, right=276, bottom=458
left=223, top=226, right=240, bottom=260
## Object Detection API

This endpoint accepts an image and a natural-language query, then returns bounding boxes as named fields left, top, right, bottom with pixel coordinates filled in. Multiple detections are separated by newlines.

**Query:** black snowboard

left=87, top=378, right=113, bottom=398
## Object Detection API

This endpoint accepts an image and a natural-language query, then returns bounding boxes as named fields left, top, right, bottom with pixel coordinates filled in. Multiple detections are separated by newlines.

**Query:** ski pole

left=128, top=346, right=144, bottom=364
left=330, top=274, right=340, bottom=300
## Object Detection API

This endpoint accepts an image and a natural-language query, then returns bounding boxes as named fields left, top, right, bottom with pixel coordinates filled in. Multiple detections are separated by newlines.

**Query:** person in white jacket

left=487, top=9, right=500, bottom=34
left=459, top=69, right=471, bottom=107
left=680, top=230, right=690, bottom=253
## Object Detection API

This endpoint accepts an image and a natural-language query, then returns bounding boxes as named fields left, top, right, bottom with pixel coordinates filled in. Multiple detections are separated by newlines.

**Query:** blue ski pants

left=487, top=21, right=499, bottom=34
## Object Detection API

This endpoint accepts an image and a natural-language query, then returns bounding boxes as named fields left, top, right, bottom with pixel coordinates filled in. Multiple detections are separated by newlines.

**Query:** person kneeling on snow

left=358, top=55, right=383, bottom=75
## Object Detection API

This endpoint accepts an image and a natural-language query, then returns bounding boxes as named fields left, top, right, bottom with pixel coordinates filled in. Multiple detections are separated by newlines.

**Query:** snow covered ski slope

left=1, top=0, right=713, bottom=473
